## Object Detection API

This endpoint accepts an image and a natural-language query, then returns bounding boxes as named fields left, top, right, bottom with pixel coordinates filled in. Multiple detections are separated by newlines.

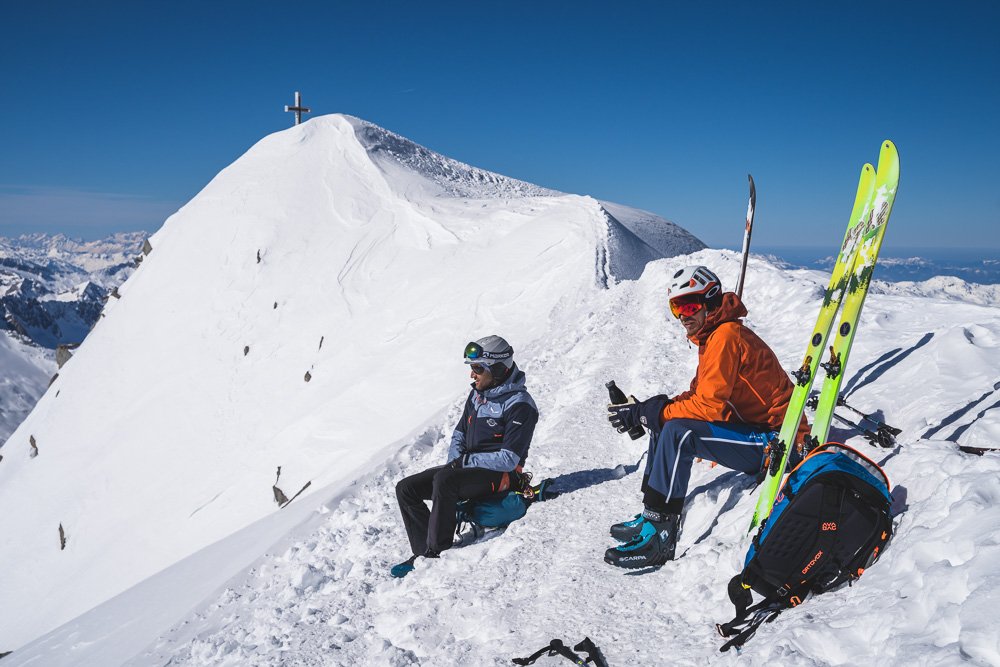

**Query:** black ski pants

left=395, top=464, right=508, bottom=556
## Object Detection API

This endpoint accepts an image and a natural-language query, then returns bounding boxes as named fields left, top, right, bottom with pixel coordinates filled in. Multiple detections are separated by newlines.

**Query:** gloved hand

left=608, top=394, right=672, bottom=433
left=446, top=456, right=463, bottom=470
left=607, top=395, right=641, bottom=433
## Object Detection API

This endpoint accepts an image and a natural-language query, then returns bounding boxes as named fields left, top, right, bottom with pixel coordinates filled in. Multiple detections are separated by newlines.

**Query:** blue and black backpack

left=717, top=442, right=893, bottom=651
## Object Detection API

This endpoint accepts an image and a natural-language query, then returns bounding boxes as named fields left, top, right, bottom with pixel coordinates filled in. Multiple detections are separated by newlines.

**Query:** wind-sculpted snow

left=349, top=117, right=558, bottom=200
left=600, top=200, right=706, bottom=260
left=9, top=249, right=1000, bottom=666
left=0, top=114, right=705, bottom=654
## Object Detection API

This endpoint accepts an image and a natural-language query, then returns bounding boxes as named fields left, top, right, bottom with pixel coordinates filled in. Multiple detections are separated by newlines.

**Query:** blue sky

left=1, top=2, right=997, bottom=249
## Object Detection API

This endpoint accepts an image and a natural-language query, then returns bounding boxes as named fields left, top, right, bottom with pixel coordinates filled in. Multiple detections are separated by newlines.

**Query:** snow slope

left=10, top=249, right=1000, bottom=667
left=0, top=114, right=703, bottom=653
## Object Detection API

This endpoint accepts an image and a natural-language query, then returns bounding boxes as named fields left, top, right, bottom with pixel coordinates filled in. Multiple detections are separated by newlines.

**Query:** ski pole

left=735, top=173, right=756, bottom=299
left=807, top=395, right=898, bottom=448
left=836, top=395, right=901, bottom=435
left=830, top=412, right=896, bottom=448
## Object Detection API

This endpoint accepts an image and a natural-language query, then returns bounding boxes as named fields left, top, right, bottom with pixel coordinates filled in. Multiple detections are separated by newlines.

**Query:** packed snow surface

left=4, top=117, right=997, bottom=666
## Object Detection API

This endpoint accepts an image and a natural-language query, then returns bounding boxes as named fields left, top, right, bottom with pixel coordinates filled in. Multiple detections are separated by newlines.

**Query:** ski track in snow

left=120, top=251, right=1000, bottom=667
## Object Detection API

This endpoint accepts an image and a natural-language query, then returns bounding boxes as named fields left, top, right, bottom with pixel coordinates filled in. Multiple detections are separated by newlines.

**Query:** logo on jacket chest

left=487, top=418, right=499, bottom=427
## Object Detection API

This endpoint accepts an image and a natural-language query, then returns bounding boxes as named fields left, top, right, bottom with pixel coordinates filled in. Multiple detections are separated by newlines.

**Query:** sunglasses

left=669, top=295, right=705, bottom=319
left=469, top=363, right=490, bottom=375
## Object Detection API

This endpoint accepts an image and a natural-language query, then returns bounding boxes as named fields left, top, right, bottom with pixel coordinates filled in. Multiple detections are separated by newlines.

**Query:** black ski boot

left=604, top=509, right=680, bottom=569
left=609, top=513, right=647, bottom=543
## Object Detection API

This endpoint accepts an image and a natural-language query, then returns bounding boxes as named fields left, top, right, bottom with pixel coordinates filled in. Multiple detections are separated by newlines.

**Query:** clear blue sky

left=2, top=2, right=998, bottom=249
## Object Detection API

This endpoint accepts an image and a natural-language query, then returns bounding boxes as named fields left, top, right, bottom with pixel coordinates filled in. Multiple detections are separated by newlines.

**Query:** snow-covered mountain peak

left=0, top=114, right=703, bottom=652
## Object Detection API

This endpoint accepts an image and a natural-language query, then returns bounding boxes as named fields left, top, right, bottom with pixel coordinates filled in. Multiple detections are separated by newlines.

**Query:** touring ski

left=736, top=173, right=756, bottom=299
left=747, top=161, right=878, bottom=534
left=808, top=140, right=900, bottom=446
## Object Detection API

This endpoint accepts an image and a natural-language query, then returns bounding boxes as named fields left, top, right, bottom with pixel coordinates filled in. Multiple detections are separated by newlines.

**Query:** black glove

left=447, top=456, right=463, bottom=470
left=607, top=396, right=641, bottom=433
left=638, top=394, right=671, bottom=429
left=608, top=395, right=671, bottom=433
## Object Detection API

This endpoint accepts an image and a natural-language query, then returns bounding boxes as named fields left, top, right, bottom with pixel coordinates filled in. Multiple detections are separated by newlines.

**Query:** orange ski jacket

left=660, top=292, right=809, bottom=443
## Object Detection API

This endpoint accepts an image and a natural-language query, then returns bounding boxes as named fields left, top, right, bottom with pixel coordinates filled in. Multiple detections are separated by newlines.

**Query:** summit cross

left=284, top=91, right=311, bottom=126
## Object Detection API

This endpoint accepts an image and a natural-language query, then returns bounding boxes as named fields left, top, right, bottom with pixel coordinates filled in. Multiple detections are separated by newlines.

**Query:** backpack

left=717, top=442, right=893, bottom=651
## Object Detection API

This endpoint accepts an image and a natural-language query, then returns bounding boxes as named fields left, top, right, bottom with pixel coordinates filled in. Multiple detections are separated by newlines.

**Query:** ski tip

left=877, top=140, right=900, bottom=180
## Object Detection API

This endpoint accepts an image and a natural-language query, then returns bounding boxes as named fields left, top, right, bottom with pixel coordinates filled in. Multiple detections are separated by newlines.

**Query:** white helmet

left=668, top=265, right=722, bottom=301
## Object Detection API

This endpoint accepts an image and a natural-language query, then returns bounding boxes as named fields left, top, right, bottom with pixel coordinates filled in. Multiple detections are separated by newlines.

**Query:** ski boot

left=609, top=513, right=647, bottom=543
left=604, top=509, right=680, bottom=569
left=390, top=555, right=418, bottom=578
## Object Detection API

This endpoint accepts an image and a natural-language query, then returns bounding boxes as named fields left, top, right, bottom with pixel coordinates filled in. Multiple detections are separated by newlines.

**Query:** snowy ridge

left=9, top=249, right=1000, bottom=666
left=349, top=116, right=559, bottom=200
left=0, top=114, right=703, bottom=653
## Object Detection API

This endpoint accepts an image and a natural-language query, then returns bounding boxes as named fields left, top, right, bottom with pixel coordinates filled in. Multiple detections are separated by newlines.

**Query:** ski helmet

left=463, top=335, right=515, bottom=378
left=668, top=266, right=723, bottom=312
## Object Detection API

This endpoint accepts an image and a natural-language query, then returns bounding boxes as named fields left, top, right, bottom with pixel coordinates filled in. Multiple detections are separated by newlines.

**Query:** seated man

left=392, top=335, right=538, bottom=578
left=605, top=266, right=808, bottom=569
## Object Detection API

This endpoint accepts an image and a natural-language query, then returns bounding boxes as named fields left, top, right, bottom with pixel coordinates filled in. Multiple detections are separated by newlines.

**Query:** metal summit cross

left=284, top=91, right=311, bottom=125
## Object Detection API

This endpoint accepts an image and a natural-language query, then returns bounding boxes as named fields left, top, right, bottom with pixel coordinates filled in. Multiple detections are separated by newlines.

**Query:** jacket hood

left=472, top=363, right=527, bottom=399
left=690, top=292, right=747, bottom=345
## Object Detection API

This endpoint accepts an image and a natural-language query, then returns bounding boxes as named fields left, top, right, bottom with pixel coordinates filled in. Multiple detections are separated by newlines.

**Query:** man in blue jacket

left=392, top=335, right=538, bottom=578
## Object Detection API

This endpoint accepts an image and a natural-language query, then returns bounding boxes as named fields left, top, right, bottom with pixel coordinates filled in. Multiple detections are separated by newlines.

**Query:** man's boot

left=604, top=509, right=680, bottom=569
left=609, top=513, right=647, bottom=543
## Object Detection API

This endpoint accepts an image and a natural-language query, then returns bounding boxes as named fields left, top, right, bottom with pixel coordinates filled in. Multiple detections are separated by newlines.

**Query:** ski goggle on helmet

left=668, top=266, right=722, bottom=319
left=463, top=335, right=514, bottom=373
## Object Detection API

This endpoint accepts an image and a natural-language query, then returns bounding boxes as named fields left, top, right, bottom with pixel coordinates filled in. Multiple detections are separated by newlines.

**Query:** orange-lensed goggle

left=669, top=295, right=705, bottom=319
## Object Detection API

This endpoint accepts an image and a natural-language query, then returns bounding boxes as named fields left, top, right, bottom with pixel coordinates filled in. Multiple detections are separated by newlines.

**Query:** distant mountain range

left=0, top=232, right=146, bottom=348
left=0, top=232, right=146, bottom=444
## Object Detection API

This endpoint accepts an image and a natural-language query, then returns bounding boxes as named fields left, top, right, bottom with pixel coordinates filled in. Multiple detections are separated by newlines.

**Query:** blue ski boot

left=604, top=509, right=680, bottom=569
left=609, top=513, right=647, bottom=543
left=390, top=555, right=418, bottom=578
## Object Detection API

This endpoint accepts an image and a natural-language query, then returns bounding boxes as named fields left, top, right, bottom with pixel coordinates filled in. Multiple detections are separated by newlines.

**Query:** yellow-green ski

left=809, top=140, right=900, bottom=444
left=747, top=160, right=878, bottom=535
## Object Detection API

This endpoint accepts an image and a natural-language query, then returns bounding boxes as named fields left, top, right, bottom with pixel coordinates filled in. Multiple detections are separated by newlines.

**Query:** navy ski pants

left=644, top=419, right=774, bottom=506
left=396, top=465, right=507, bottom=556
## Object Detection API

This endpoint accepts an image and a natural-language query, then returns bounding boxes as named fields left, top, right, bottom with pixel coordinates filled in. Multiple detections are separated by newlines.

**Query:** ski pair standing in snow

left=605, top=266, right=809, bottom=568
left=392, top=335, right=538, bottom=578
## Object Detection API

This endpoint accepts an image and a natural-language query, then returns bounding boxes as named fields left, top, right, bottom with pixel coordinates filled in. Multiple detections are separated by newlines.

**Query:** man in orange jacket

left=605, top=265, right=808, bottom=569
